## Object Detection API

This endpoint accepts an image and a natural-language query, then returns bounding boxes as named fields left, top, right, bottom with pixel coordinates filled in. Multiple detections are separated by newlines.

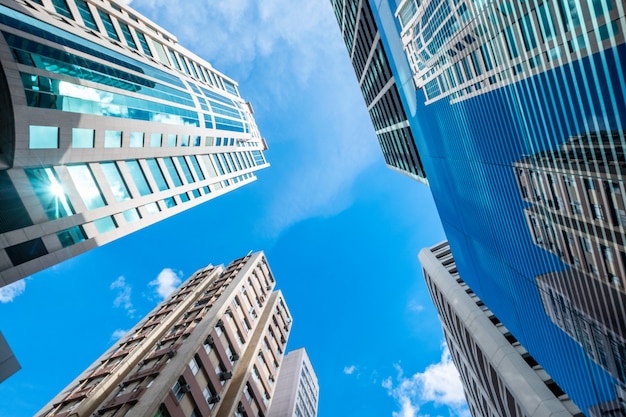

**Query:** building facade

left=0, top=331, right=20, bottom=383
left=267, top=348, right=318, bottom=417
left=35, top=252, right=292, bottom=417
left=0, top=0, right=268, bottom=286
left=334, top=0, right=626, bottom=412
left=330, top=0, right=427, bottom=183
left=419, top=242, right=583, bottom=417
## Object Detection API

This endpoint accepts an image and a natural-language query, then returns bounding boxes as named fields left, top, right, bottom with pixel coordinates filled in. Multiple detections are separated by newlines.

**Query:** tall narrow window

left=51, top=0, right=73, bottom=19
left=125, top=160, right=152, bottom=196
left=136, top=31, right=153, bottom=56
left=101, top=162, right=130, bottom=202
left=67, top=165, right=106, bottom=210
left=75, top=0, right=98, bottom=30
left=98, top=9, right=120, bottom=41
left=119, top=22, right=138, bottom=50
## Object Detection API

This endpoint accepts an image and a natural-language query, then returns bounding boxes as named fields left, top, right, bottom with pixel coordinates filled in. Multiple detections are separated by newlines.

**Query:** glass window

left=75, top=0, right=98, bottom=30
left=190, top=156, right=205, bottom=180
left=72, top=128, right=95, bottom=148
left=136, top=31, right=153, bottom=56
left=537, top=3, right=555, bottom=42
left=57, top=226, right=86, bottom=247
left=180, top=135, right=190, bottom=147
left=123, top=208, right=141, bottom=223
left=211, top=155, right=225, bottom=176
left=5, top=238, right=47, bottom=266
left=97, top=9, right=120, bottom=41
left=144, top=202, right=160, bottom=214
left=25, top=167, right=74, bottom=219
left=163, top=197, right=176, bottom=208
left=100, top=162, right=130, bottom=202
left=93, top=216, right=117, bottom=233
left=130, top=132, right=144, bottom=148
left=29, top=125, right=59, bottom=149
left=125, top=160, right=152, bottom=196
left=179, top=192, right=190, bottom=202
left=166, top=134, right=177, bottom=147
left=119, top=22, right=137, bottom=50
left=146, top=159, right=169, bottom=191
left=177, top=157, right=195, bottom=183
left=67, top=165, right=106, bottom=210
left=163, top=158, right=183, bottom=187
left=168, top=49, right=181, bottom=71
left=104, top=130, right=122, bottom=148
left=150, top=133, right=162, bottom=147
left=51, top=0, right=73, bottom=19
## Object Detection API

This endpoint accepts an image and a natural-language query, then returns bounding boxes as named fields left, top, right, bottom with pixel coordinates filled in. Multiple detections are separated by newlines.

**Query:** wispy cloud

left=110, top=276, right=135, bottom=317
left=0, top=280, right=26, bottom=303
left=343, top=365, right=357, bottom=375
left=383, top=343, right=470, bottom=417
left=408, top=300, right=425, bottom=313
left=111, top=329, right=128, bottom=341
left=129, top=0, right=380, bottom=237
left=149, top=268, right=182, bottom=299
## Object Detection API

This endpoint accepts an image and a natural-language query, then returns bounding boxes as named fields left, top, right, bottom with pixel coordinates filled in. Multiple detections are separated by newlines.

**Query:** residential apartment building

left=0, top=0, right=268, bottom=286
left=334, top=0, right=626, bottom=412
left=35, top=252, right=292, bottom=417
left=267, top=348, right=318, bottom=417
left=419, top=241, right=583, bottom=417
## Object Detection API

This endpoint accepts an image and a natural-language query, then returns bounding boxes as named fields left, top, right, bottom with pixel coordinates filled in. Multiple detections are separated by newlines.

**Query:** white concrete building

left=419, top=241, right=583, bottom=417
left=267, top=348, right=318, bottom=417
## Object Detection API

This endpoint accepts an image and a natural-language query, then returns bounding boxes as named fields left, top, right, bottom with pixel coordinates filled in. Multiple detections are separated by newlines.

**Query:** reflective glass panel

left=144, top=202, right=159, bottom=214
left=67, top=165, right=106, bottom=210
left=25, top=167, right=74, bottom=219
left=72, top=128, right=94, bottom=148
left=93, top=216, right=116, bottom=234
left=163, top=158, right=183, bottom=187
left=129, top=132, right=144, bottom=148
left=29, top=125, right=58, bottom=149
left=75, top=0, right=98, bottom=31
left=123, top=208, right=141, bottom=223
left=100, top=162, right=130, bottom=202
left=57, top=226, right=86, bottom=248
left=177, top=157, right=195, bottom=183
left=150, top=133, right=162, bottom=147
left=104, top=130, right=122, bottom=148
left=166, top=134, right=177, bottom=147
left=97, top=9, right=120, bottom=41
left=146, top=159, right=168, bottom=191
left=190, top=156, right=205, bottom=180
left=125, top=160, right=152, bottom=196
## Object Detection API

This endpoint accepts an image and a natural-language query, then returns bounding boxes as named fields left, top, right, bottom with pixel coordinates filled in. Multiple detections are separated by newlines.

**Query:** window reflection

left=67, top=165, right=106, bottom=210
left=25, top=167, right=74, bottom=219
left=100, top=162, right=130, bottom=202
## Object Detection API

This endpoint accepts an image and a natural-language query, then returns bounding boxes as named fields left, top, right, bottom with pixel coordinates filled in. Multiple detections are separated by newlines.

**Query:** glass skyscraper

left=334, top=0, right=626, bottom=414
left=0, top=0, right=268, bottom=287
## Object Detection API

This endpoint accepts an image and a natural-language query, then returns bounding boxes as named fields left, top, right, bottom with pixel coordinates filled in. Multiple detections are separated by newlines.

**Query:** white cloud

left=149, top=268, right=182, bottom=299
left=343, top=365, right=357, bottom=375
left=111, top=329, right=128, bottom=341
left=408, top=300, right=425, bottom=313
left=129, top=0, right=380, bottom=237
left=383, top=343, right=470, bottom=417
left=0, top=279, right=26, bottom=303
left=110, top=276, right=135, bottom=317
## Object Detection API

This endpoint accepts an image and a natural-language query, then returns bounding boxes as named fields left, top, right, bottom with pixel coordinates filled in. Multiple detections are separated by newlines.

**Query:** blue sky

left=0, top=1, right=469, bottom=416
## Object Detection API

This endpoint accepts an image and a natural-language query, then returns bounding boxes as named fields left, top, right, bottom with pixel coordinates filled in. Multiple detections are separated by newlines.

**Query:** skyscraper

left=419, top=242, right=583, bottom=417
left=334, top=0, right=626, bottom=413
left=267, top=348, right=318, bottom=417
left=330, top=0, right=427, bottom=183
left=0, top=0, right=268, bottom=287
left=35, top=252, right=292, bottom=417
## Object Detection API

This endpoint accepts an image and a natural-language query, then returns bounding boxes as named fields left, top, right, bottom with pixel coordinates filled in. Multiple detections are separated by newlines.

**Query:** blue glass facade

left=351, top=0, right=626, bottom=413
